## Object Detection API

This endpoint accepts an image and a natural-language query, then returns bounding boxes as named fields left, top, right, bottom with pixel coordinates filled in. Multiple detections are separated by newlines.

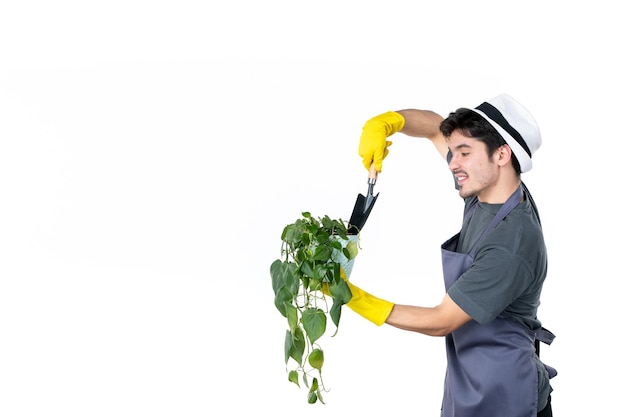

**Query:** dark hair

left=440, top=108, right=521, bottom=175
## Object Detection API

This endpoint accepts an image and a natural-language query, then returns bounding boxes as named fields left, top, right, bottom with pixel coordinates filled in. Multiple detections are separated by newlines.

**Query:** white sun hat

left=470, top=94, right=542, bottom=173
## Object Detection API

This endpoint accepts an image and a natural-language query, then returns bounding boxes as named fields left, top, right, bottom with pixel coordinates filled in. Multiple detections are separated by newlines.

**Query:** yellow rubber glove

left=345, top=281, right=394, bottom=326
left=323, top=268, right=395, bottom=327
left=358, top=111, right=405, bottom=172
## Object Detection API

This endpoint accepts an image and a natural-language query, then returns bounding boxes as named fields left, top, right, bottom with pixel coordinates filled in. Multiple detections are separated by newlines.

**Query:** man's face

left=447, top=130, right=500, bottom=201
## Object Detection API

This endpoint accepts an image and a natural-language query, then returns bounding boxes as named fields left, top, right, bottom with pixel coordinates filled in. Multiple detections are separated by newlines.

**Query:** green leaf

left=309, top=348, right=324, bottom=372
left=301, top=274, right=310, bottom=290
left=334, top=225, right=348, bottom=240
left=317, top=389, right=326, bottom=404
left=270, top=259, right=284, bottom=294
left=302, top=308, right=326, bottom=345
left=305, top=222, right=318, bottom=234
left=289, top=327, right=305, bottom=365
left=313, top=263, right=326, bottom=281
left=283, top=330, right=292, bottom=365
left=329, top=298, right=343, bottom=330
left=281, top=224, right=300, bottom=245
left=312, top=245, right=331, bottom=262
left=288, top=370, right=299, bottom=387
left=343, top=239, right=358, bottom=260
left=285, top=328, right=305, bottom=366
left=274, top=287, right=292, bottom=317
left=300, top=260, right=315, bottom=279
left=331, top=262, right=340, bottom=283
left=330, top=240, right=342, bottom=251
left=328, top=279, right=352, bottom=330
left=315, top=229, right=331, bottom=245
left=321, top=215, right=335, bottom=230
left=270, top=260, right=299, bottom=300
left=309, top=277, right=322, bottom=292
left=330, top=278, right=352, bottom=304
left=283, top=262, right=299, bottom=295
left=300, top=232, right=311, bottom=246
left=306, top=378, right=322, bottom=405
left=284, top=302, right=298, bottom=332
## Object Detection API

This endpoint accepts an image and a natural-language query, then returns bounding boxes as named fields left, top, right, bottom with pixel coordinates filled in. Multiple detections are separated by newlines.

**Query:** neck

left=478, top=177, right=521, bottom=204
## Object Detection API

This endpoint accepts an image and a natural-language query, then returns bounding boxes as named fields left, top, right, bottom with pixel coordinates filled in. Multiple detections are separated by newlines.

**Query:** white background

left=1, top=1, right=623, bottom=415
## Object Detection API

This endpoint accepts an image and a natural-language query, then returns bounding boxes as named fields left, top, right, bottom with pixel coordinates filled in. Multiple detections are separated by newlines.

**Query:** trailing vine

left=270, top=212, right=358, bottom=404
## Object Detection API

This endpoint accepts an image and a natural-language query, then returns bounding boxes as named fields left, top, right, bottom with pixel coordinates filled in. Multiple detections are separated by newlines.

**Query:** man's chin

left=458, top=187, right=475, bottom=199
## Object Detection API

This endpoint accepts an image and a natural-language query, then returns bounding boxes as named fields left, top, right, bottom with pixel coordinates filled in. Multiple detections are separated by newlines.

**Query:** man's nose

left=448, top=154, right=459, bottom=171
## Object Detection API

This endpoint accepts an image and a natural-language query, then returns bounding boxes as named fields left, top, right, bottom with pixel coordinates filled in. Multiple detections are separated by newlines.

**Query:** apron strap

left=521, top=181, right=541, bottom=225
left=535, top=328, right=558, bottom=378
left=535, top=327, right=556, bottom=345
left=534, top=326, right=556, bottom=358
left=468, top=186, right=523, bottom=258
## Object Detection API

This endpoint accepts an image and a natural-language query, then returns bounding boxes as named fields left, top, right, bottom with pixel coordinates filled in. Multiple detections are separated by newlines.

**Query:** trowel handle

left=368, top=163, right=378, bottom=185
left=367, top=164, right=378, bottom=196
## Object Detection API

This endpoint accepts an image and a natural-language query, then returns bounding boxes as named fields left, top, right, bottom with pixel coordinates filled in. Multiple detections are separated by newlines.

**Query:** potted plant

left=270, top=212, right=359, bottom=404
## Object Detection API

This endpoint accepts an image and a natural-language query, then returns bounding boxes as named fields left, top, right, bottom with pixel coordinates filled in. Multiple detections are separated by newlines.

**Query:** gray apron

left=440, top=185, right=556, bottom=417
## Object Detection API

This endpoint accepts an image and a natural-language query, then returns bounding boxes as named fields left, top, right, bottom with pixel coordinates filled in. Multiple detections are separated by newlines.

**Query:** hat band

left=475, top=102, right=532, bottom=158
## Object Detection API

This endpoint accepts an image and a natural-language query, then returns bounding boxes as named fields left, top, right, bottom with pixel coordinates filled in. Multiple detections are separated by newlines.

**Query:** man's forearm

left=396, top=109, right=448, bottom=159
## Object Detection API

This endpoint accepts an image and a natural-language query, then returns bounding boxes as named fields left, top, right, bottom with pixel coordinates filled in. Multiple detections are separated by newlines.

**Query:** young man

left=337, top=94, right=556, bottom=416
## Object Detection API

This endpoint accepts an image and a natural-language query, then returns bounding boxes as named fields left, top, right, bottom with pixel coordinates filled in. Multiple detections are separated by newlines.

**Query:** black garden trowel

left=347, top=164, right=379, bottom=235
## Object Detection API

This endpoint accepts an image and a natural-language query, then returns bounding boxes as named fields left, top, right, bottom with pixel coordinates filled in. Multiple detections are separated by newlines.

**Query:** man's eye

left=461, top=153, right=469, bottom=157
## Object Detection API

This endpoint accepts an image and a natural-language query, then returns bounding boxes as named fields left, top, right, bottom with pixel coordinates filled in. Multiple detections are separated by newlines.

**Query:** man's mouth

left=455, top=172, right=468, bottom=185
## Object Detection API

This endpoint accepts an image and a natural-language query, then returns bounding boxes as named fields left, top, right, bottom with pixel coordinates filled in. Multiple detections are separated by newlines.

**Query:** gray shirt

left=448, top=193, right=547, bottom=331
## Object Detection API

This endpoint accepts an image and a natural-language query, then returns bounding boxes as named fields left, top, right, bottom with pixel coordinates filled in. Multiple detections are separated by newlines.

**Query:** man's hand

left=358, top=111, right=405, bottom=172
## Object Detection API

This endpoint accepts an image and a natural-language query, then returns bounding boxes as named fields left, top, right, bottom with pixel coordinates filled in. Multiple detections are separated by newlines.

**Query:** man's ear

left=495, top=144, right=513, bottom=167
